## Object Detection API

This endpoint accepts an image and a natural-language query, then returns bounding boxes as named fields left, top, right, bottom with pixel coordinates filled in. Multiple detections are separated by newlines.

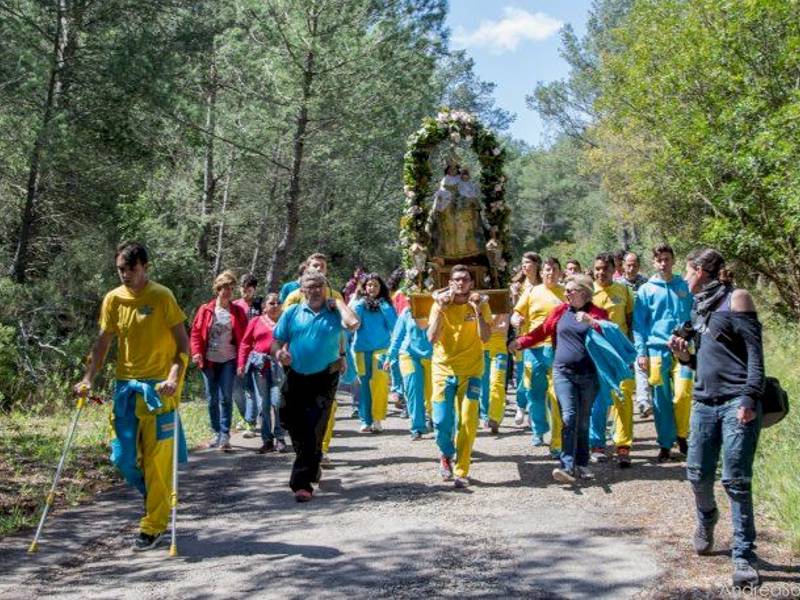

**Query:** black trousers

left=279, top=366, right=339, bottom=492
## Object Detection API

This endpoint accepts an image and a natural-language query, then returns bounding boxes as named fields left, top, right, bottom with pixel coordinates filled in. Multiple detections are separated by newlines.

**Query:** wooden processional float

left=399, top=109, right=513, bottom=318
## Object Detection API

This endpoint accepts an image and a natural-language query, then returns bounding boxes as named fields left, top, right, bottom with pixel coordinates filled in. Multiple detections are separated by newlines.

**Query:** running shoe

left=677, top=436, right=688, bottom=458
left=732, top=558, right=760, bottom=588
left=590, top=448, right=607, bottom=463
left=294, top=489, right=312, bottom=503
left=454, top=477, right=469, bottom=489
left=132, top=531, right=164, bottom=552
left=410, top=431, right=423, bottom=441
left=242, top=423, right=257, bottom=439
left=372, top=420, right=383, bottom=433
left=220, top=434, right=232, bottom=452
left=577, top=466, right=595, bottom=480
left=275, top=439, right=288, bottom=453
left=531, top=435, right=546, bottom=447
left=257, top=440, right=275, bottom=454
left=439, top=456, right=453, bottom=481
left=208, top=434, right=221, bottom=449
left=514, top=407, right=525, bottom=426
left=657, top=447, right=671, bottom=463
left=359, top=423, right=373, bottom=433
left=552, top=467, right=576, bottom=484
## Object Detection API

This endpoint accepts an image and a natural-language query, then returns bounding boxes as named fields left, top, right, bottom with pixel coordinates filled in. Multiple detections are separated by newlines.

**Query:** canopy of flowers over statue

left=400, top=109, right=511, bottom=292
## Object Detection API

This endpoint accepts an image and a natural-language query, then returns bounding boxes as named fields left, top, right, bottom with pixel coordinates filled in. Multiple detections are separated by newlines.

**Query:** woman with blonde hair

left=191, top=270, right=248, bottom=451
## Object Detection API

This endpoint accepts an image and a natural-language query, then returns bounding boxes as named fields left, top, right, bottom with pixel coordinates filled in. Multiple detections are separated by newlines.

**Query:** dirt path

left=1, top=393, right=797, bottom=599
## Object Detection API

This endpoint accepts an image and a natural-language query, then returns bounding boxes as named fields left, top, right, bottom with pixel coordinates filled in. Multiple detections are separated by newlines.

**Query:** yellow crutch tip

left=28, top=541, right=39, bottom=553
left=169, top=544, right=178, bottom=557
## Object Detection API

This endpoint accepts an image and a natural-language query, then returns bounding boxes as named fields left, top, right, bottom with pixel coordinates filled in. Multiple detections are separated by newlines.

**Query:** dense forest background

left=1, top=0, right=798, bottom=407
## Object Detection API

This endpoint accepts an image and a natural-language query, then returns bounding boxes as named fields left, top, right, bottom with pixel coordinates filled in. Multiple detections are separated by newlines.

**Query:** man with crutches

left=73, top=241, right=190, bottom=552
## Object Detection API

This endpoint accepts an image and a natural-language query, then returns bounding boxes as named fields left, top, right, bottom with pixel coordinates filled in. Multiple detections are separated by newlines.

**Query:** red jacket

left=517, top=302, right=609, bottom=350
left=190, top=299, right=248, bottom=369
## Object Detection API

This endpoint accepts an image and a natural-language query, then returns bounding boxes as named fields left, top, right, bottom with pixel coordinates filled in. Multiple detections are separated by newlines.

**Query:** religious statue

left=428, top=162, right=486, bottom=260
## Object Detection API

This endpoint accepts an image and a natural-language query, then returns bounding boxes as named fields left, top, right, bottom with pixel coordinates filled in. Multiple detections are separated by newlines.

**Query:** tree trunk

left=212, top=167, right=232, bottom=278
left=8, top=0, right=68, bottom=283
left=197, top=41, right=217, bottom=264
left=251, top=167, right=281, bottom=276
left=264, top=16, right=317, bottom=292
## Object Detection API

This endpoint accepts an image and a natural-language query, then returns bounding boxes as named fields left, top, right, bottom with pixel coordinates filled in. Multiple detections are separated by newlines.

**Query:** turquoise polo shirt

left=273, top=302, right=344, bottom=375
left=351, top=298, right=397, bottom=352
left=279, top=280, right=301, bottom=303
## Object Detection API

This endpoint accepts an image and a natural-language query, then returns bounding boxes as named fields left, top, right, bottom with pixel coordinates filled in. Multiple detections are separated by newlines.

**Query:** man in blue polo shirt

left=272, top=270, right=359, bottom=502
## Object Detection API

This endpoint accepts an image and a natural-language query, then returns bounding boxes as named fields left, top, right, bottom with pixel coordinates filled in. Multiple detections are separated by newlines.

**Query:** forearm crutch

left=28, top=395, right=99, bottom=553
left=169, top=404, right=180, bottom=557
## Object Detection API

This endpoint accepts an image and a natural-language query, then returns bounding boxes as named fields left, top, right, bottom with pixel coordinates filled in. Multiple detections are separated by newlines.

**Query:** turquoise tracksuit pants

left=521, top=346, right=553, bottom=437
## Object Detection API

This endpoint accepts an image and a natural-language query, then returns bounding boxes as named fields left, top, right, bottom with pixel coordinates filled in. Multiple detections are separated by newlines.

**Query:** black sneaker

left=693, top=511, right=718, bottom=555
left=657, top=447, right=671, bottom=463
left=732, top=558, right=760, bottom=588
left=257, top=439, right=276, bottom=454
left=133, top=531, right=164, bottom=552
left=677, top=436, right=688, bottom=457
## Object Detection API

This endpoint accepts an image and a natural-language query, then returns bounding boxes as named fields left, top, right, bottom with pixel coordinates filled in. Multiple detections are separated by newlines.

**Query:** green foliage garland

left=400, top=109, right=511, bottom=291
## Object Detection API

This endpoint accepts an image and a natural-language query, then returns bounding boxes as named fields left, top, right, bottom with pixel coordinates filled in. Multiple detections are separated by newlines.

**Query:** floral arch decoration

left=400, top=108, right=511, bottom=292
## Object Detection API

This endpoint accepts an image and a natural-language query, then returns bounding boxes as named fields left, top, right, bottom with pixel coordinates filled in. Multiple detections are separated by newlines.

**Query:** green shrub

left=754, top=315, right=800, bottom=553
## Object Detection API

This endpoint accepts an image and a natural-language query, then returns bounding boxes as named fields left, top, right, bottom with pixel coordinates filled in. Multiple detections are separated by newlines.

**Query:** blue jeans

left=686, top=399, right=761, bottom=560
left=552, top=365, right=599, bottom=472
left=201, top=359, right=236, bottom=435
left=251, top=364, right=285, bottom=442
left=233, top=374, right=258, bottom=425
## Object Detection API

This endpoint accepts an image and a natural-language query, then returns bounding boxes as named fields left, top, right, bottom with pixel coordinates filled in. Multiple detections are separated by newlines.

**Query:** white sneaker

left=552, top=467, right=576, bottom=484
left=577, top=466, right=595, bottom=480
left=359, top=424, right=372, bottom=433
left=514, top=408, right=525, bottom=426
left=590, top=449, right=607, bottom=463
left=372, top=420, right=383, bottom=433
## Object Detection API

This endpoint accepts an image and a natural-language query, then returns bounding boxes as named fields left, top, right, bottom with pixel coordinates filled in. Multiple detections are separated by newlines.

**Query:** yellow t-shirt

left=593, top=281, right=634, bottom=336
left=282, top=286, right=343, bottom=309
left=483, top=314, right=509, bottom=354
left=100, top=281, right=186, bottom=380
left=513, top=283, right=565, bottom=346
left=430, top=301, right=493, bottom=377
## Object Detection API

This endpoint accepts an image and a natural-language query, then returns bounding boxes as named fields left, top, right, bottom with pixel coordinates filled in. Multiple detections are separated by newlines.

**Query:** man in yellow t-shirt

left=75, top=241, right=189, bottom=552
left=427, top=265, right=492, bottom=488
left=590, top=252, right=636, bottom=468
left=511, top=257, right=565, bottom=454
left=281, top=253, right=343, bottom=309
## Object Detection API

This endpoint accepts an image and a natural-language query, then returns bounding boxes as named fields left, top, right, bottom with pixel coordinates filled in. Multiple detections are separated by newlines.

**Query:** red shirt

left=237, top=315, right=277, bottom=372
left=516, top=302, right=608, bottom=350
left=392, top=291, right=410, bottom=315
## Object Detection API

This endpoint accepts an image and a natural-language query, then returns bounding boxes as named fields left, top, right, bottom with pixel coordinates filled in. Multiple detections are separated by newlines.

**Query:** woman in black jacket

left=669, top=248, right=764, bottom=589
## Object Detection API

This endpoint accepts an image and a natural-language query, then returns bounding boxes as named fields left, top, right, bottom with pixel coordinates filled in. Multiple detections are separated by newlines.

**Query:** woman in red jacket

left=510, top=274, right=609, bottom=484
left=237, top=293, right=287, bottom=454
left=190, top=270, right=248, bottom=451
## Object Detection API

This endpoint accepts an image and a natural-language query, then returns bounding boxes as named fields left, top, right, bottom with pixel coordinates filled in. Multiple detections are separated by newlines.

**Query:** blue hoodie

left=351, top=298, right=397, bottom=352
left=387, top=307, right=433, bottom=361
left=632, top=274, right=693, bottom=357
